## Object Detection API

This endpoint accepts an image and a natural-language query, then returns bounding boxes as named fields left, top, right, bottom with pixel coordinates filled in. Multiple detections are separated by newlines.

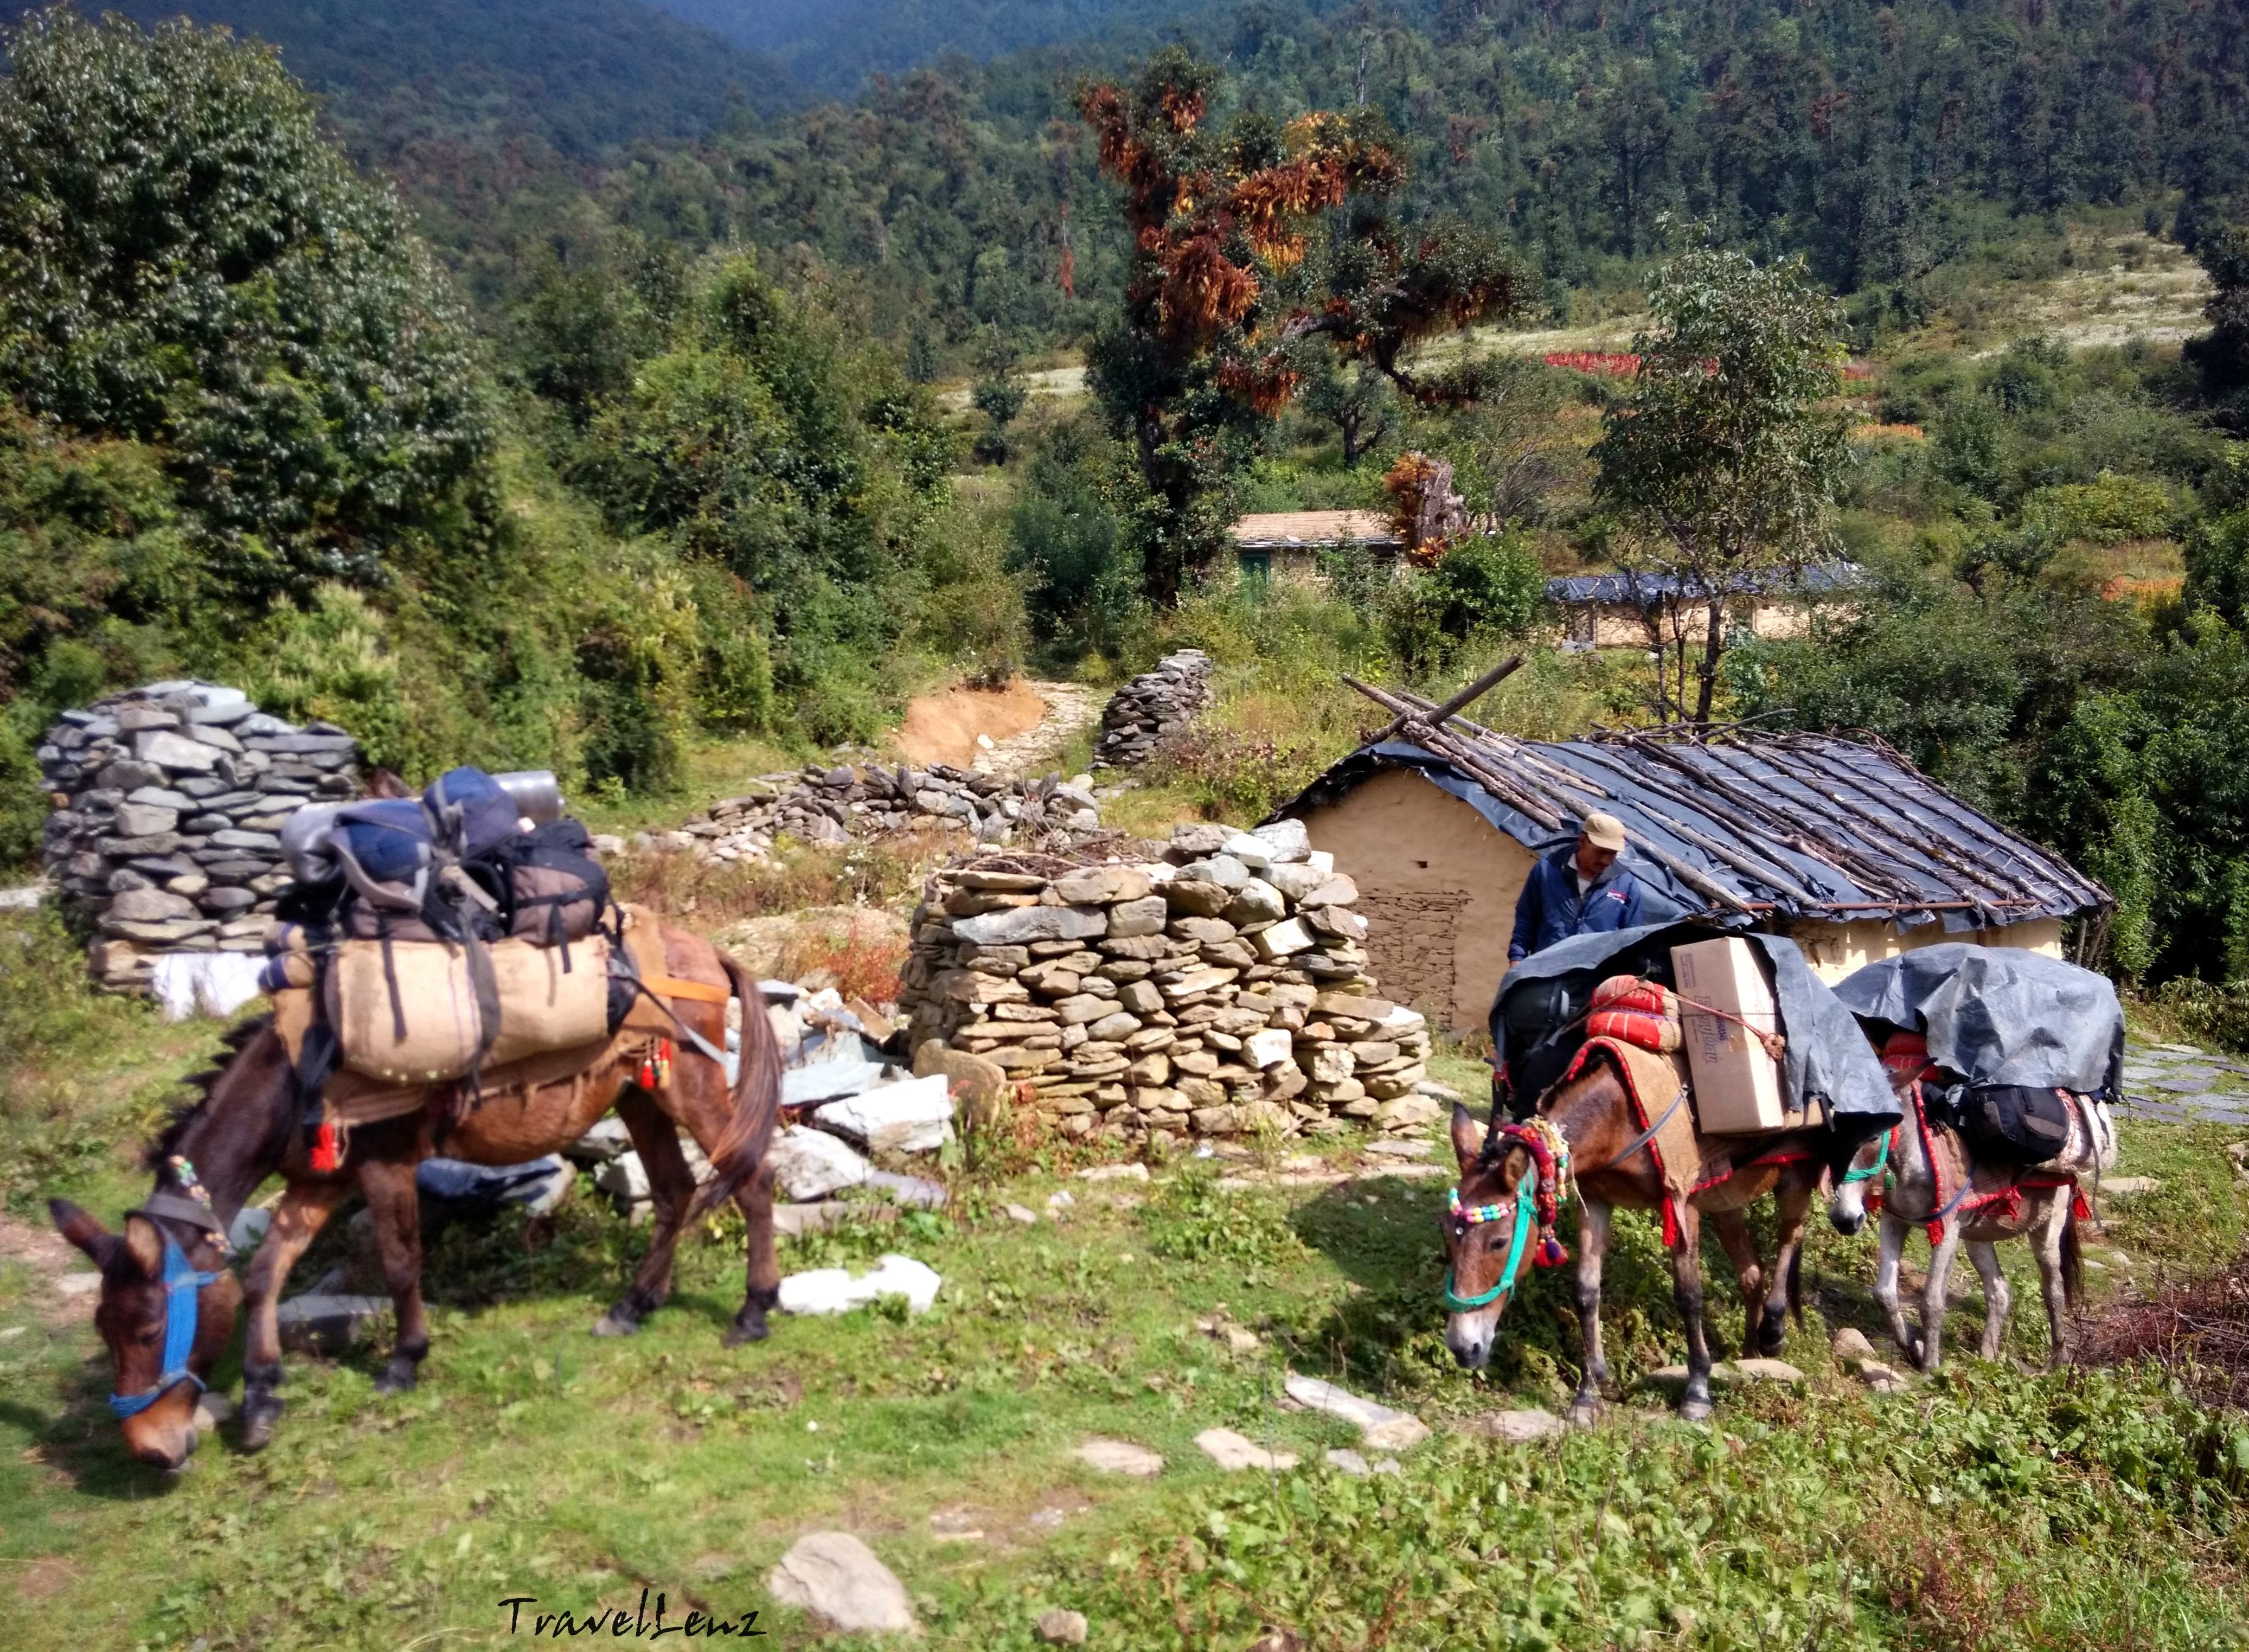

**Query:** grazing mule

left=1829, top=1054, right=2113, bottom=1373
left=1441, top=1045, right=1831, bottom=1424
left=50, top=918, right=781, bottom=1472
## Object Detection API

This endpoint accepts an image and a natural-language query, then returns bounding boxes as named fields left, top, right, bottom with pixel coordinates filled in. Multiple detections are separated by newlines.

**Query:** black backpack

left=482, top=818, right=613, bottom=964
left=1960, top=1084, right=2074, bottom=1167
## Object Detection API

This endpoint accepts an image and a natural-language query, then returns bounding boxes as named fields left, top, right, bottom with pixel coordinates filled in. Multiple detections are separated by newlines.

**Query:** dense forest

left=7, top=0, right=2249, bottom=1017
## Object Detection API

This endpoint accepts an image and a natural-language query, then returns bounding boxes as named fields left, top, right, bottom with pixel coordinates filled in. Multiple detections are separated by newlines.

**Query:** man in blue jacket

left=1508, top=811, right=1646, bottom=962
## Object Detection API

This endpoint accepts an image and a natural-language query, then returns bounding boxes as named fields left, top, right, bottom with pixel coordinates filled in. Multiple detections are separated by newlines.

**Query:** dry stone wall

left=898, top=819, right=1441, bottom=1144
left=37, top=681, right=362, bottom=990
left=1094, top=649, right=1212, bottom=768
left=656, top=765, right=1105, bottom=862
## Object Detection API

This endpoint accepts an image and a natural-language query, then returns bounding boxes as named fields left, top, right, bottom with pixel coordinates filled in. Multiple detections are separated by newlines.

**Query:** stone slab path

left=2119, top=1038, right=2249, bottom=1128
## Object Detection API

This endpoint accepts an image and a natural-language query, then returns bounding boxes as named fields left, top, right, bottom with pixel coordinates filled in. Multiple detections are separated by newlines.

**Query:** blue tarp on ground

left=1490, top=921, right=1901, bottom=1132
left=1831, top=944, right=2125, bottom=1097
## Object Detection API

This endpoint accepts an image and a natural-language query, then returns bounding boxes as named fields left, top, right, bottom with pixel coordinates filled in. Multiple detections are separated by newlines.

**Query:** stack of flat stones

left=1094, top=648, right=1213, bottom=768
left=656, top=765, right=1104, bottom=862
left=37, top=682, right=361, bottom=990
left=898, top=819, right=1438, bottom=1145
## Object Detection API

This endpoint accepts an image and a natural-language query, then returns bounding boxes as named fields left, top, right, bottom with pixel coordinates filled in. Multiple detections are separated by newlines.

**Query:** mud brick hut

left=1546, top=562, right=1862, bottom=652
left=1267, top=686, right=2112, bottom=1034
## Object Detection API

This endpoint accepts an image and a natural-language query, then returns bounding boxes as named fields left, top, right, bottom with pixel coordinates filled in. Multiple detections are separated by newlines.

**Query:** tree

left=1299, top=358, right=1393, bottom=466
left=1592, top=244, right=1851, bottom=724
left=1077, top=48, right=1524, bottom=605
left=2186, top=221, right=2249, bottom=418
left=969, top=325, right=1029, bottom=463
left=0, top=8, right=490, bottom=606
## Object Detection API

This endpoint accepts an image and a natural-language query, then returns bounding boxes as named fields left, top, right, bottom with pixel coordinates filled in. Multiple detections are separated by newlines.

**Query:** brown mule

left=51, top=918, right=781, bottom=1472
left=1440, top=1047, right=1827, bottom=1424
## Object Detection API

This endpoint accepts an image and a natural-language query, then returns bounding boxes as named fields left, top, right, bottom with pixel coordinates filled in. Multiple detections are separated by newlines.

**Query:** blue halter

left=108, top=1232, right=224, bottom=1419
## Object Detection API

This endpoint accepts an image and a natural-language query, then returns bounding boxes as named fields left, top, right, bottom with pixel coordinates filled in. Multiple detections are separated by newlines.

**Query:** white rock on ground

left=1004, top=1203, right=1039, bottom=1225
left=594, top=1152, right=652, bottom=1202
left=275, top=1294, right=392, bottom=1354
left=1078, top=1163, right=1150, bottom=1183
left=192, top=1391, right=235, bottom=1432
left=769, top=1124, right=874, bottom=1202
left=1459, top=1408, right=1566, bottom=1443
left=1194, top=1428, right=1299, bottom=1472
left=1073, top=1438, right=1164, bottom=1477
left=767, top=1532, right=917, bottom=1635
left=1282, top=1374, right=1432, bottom=1450
left=811, top=1073, right=955, bottom=1154
left=1831, top=1326, right=1876, bottom=1361
left=777, top=1255, right=942, bottom=1317
left=1324, top=1448, right=1371, bottom=1476
left=1035, top=1608, right=1090, bottom=1645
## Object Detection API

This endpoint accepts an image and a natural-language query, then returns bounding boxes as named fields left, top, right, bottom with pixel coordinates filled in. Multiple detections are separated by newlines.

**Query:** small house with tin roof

left=1548, top=562, right=1863, bottom=650
left=1267, top=696, right=2111, bottom=1033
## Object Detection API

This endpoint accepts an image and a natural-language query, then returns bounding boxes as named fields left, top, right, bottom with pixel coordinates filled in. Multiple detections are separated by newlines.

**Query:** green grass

left=4, top=918, right=2246, bottom=1649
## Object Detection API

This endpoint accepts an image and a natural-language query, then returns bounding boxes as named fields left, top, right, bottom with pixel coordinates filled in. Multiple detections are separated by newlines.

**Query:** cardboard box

left=1670, top=937, right=1790, bottom=1133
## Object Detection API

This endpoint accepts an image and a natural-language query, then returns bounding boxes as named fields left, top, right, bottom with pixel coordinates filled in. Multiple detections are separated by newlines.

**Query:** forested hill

left=650, top=0, right=1211, bottom=95
left=4, top=0, right=799, bottom=162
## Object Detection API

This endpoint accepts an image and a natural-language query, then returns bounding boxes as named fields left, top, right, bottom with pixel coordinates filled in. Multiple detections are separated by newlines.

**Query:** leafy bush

left=0, top=9, right=491, bottom=605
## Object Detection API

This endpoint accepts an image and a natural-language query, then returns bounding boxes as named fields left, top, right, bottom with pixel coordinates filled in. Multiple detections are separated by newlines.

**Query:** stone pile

left=898, top=819, right=1441, bottom=1144
left=653, top=764, right=1104, bottom=862
left=37, top=681, right=361, bottom=990
left=1094, top=649, right=1212, bottom=768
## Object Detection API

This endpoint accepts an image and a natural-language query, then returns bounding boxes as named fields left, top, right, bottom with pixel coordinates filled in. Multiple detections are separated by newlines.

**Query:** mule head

left=50, top=1199, right=240, bottom=1472
left=1441, top=1104, right=1533, bottom=1371
left=1827, top=1132, right=1886, bottom=1235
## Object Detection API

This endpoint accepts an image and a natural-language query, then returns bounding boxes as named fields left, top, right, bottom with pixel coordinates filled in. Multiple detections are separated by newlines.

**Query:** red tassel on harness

left=310, top=1119, right=341, bottom=1173
left=1662, top=1196, right=1682, bottom=1250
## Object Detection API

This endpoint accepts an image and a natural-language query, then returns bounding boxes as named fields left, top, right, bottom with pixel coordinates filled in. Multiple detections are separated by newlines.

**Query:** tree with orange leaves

left=1078, top=48, right=1526, bottom=605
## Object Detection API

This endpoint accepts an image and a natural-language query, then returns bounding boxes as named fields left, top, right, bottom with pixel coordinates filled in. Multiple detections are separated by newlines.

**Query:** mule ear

left=1450, top=1103, right=1483, bottom=1169
left=121, top=1213, right=164, bottom=1279
left=49, top=1198, right=119, bottom=1267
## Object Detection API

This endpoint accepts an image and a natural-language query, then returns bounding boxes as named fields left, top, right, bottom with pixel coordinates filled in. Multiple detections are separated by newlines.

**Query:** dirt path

left=0, top=1211, right=94, bottom=1326
left=888, top=678, right=1101, bottom=779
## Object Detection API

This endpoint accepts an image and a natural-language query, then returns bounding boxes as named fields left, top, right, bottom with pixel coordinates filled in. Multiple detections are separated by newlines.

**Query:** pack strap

left=642, top=972, right=731, bottom=1006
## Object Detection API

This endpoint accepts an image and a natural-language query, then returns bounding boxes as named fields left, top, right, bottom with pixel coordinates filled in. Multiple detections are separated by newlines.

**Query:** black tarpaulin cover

left=1490, top=921, right=1900, bottom=1131
left=1830, top=944, right=2124, bottom=1097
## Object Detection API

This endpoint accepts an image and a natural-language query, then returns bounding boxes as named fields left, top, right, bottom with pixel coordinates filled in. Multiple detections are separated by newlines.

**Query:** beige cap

left=1579, top=811, right=1626, bottom=851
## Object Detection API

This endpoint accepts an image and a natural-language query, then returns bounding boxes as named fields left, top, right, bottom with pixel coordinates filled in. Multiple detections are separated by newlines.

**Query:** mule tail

left=2060, top=1202, right=2083, bottom=1310
left=1787, top=1242, right=1805, bottom=1328
left=686, top=952, right=783, bottom=1220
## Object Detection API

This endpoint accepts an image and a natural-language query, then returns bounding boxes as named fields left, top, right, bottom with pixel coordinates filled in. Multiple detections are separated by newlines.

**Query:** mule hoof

left=1568, top=1400, right=1602, bottom=1429
left=723, top=1311, right=770, bottom=1349
left=591, top=1308, right=640, bottom=1339
left=240, top=1395, right=283, bottom=1453
left=1757, top=1316, right=1787, bottom=1358
left=1677, top=1394, right=1714, bottom=1424
left=374, top=1362, right=419, bottom=1396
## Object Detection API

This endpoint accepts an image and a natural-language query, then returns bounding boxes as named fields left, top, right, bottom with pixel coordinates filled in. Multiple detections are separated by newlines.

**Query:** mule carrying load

left=261, top=768, right=722, bottom=1164
left=1452, top=921, right=1896, bottom=1422
left=1829, top=944, right=2122, bottom=1372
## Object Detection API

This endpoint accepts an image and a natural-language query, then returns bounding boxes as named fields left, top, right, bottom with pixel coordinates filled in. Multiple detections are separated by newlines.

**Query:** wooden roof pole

left=1353, top=655, right=1523, bottom=747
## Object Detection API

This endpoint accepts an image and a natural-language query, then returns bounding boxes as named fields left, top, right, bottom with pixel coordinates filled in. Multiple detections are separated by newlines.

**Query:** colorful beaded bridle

left=1442, top=1119, right=1574, bottom=1311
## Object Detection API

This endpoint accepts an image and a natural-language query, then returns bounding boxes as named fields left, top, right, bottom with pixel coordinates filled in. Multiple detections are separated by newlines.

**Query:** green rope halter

left=1442, top=1163, right=1538, bottom=1312
left=1842, top=1130, right=1890, bottom=1186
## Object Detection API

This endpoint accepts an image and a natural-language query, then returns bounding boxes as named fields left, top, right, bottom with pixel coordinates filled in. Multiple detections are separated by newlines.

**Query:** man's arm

left=1616, top=869, right=1646, bottom=928
left=1509, top=863, right=1545, bottom=961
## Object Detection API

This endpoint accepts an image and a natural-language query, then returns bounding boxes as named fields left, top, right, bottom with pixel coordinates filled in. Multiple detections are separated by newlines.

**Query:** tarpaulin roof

left=1490, top=921, right=1900, bottom=1129
left=1272, top=727, right=2109, bottom=937
left=1832, top=944, right=2125, bottom=1096
left=1545, top=561, right=1863, bottom=607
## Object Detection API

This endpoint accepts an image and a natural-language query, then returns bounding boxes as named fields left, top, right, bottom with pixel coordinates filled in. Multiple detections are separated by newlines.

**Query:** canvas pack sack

left=489, top=818, right=612, bottom=951
left=329, top=933, right=613, bottom=1085
left=1960, top=1083, right=2075, bottom=1167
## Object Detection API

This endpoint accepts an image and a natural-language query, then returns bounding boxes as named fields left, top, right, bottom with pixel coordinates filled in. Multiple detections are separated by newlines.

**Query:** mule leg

left=1874, top=1211, right=1914, bottom=1363
left=1670, top=1204, right=1716, bottom=1423
left=1918, top=1219, right=1964, bottom=1373
left=725, top=1158, right=782, bottom=1349
left=1966, top=1240, right=2012, bottom=1363
left=2031, top=1194, right=2073, bottom=1371
left=356, top=1155, right=431, bottom=1395
left=1568, top=1199, right=1612, bottom=1426
left=1706, top=1208, right=1765, bottom=1360
left=1762, top=1183, right=1814, bottom=1356
left=592, top=1089, right=699, bottom=1338
left=239, top=1179, right=351, bottom=1452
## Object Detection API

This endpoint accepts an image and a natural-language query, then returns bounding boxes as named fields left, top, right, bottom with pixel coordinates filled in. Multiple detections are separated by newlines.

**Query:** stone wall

left=37, top=681, right=361, bottom=990
left=898, top=819, right=1443, bottom=1145
left=657, top=764, right=1104, bottom=861
left=1093, top=649, right=1212, bottom=768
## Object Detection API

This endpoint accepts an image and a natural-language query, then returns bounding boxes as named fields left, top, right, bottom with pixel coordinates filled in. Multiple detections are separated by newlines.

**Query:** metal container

left=493, top=770, right=563, bottom=825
